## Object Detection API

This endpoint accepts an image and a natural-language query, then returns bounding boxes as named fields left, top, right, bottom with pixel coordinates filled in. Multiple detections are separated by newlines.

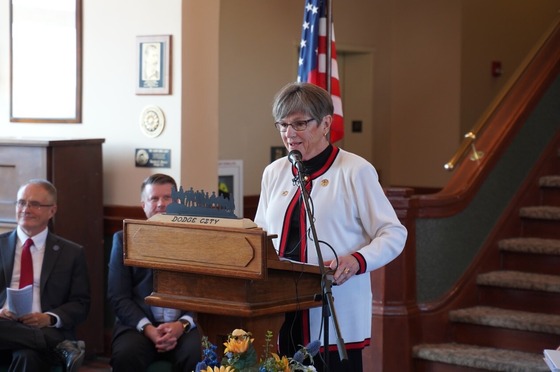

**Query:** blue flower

left=195, top=361, right=207, bottom=372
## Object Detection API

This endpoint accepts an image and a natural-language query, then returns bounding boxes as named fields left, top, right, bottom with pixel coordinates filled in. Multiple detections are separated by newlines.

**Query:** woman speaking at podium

left=254, top=82, right=407, bottom=372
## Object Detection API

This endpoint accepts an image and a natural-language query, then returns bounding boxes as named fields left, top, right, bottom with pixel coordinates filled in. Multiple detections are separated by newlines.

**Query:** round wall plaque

left=139, top=105, right=165, bottom=138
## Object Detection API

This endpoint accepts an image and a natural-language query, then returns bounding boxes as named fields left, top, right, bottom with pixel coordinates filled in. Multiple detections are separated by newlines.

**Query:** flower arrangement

left=195, top=329, right=320, bottom=372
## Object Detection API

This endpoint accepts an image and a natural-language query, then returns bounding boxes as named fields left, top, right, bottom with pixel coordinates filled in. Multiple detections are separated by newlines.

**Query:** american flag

left=297, top=0, right=344, bottom=143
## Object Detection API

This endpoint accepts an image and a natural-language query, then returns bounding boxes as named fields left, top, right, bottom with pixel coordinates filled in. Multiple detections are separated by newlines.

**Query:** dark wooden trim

left=371, top=130, right=560, bottom=371
left=243, top=195, right=259, bottom=221
left=389, top=186, right=441, bottom=195
left=104, top=205, right=145, bottom=236
left=369, top=18, right=560, bottom=372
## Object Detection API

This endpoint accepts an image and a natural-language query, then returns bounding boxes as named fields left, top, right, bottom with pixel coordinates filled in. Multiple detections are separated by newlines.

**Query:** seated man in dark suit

left=0, top=179, right=90, bottom=372
left=108, top=173, right=202, bottom=372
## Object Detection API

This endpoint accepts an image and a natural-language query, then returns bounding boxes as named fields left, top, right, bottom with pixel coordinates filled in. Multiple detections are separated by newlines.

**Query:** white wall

left=389, top=0, right=461, bottom=187
left=1, top=0, right=185, bottom=206
left=218, top=0, right=415, bottom=192
left=218, top=0, right=303, bottom=196
left=85, top=0, right=186, bottom=205
left=461, top=0, right=560, bottom=135
left=2, top=1, right=558, bottom=208
left=180, top=0, right=220, bottom=194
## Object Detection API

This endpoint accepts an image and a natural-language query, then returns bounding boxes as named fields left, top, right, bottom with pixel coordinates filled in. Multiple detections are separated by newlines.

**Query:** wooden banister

left=443, top=16, right=560, bottom=174
left=419, top=16, right=560, bottom=218
left=367, top=15, right=560, bottom=372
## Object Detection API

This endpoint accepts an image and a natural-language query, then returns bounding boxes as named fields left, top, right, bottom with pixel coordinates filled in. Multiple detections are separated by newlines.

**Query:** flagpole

left=322, top=6, right=349, bottom=366
left=325, top=0, right=332, bottom=94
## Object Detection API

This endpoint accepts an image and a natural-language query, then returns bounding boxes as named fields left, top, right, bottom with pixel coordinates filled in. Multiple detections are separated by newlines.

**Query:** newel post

left=364, top=187, right=420, bottom=372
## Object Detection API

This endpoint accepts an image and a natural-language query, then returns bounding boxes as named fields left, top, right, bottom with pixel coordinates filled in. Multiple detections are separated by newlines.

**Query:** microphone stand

left=294, top=169, right=347, bottom=369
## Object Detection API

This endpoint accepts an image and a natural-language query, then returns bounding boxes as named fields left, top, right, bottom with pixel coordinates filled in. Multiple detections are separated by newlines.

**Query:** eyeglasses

left=16, top=200, right=54, bottom=210
left=274, top=118, right=315, bottom=132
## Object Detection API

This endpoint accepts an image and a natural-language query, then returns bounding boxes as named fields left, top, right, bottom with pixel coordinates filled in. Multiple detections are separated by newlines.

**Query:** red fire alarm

left=491, top=61, right=502, bottom=77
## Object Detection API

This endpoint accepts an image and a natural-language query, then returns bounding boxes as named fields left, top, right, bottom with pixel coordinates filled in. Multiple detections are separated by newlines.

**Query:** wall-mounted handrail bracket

left=444, top=131, right=484, bottom=171
left=465, top=132, right=484, bottom=162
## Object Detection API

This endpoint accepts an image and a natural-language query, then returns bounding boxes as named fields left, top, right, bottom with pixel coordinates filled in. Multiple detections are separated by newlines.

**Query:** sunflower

left=223, top=329, right=254, bottom=354
left=201, top=366, right=234, bottom=372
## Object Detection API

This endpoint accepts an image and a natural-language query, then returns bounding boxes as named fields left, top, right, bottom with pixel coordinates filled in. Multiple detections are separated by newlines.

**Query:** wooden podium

left=123, top=218, right=322, bottom=355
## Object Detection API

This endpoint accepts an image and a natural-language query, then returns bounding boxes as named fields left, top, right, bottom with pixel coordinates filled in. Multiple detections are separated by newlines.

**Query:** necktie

left=19, top=238, right=34, bottom=289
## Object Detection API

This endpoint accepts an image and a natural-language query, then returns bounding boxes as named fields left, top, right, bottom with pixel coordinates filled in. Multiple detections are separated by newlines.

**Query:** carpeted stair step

left=539, top=175, right=560, bottom=205
left=519, top=206, right=560, bottom=239
left=539, top=175, right=560, bottom=187
left=449, top=307, right=560, bottom=353
left=449, top=306, right=560, bottom=335
left=477, top=270, right=560, bottom=293
left=519, top=206, right=560, bottom=220
left=476, top=271, right=560, bottom=314
left=498, top=238, right=560, bottom=275
left=413, top=343, right=549, bottom=371
left=499, top=237, right=560, bottom=255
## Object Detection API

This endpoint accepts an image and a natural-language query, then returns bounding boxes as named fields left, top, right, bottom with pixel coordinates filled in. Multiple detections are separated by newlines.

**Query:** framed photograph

left=135, top=35, right=171, bottom=95
left=270, top=146, right=287, bottom=163
left=218, top=160, right=243, bottom=218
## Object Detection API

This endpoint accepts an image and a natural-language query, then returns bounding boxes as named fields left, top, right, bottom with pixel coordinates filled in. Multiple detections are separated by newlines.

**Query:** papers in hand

left=544, top=349, right=560, bottom=372
left=6, top=284, right=32, bottom=318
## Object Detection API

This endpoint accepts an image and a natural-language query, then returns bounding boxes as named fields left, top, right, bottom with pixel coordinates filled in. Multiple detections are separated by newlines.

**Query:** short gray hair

left=272, top=82, right=334, bottom=124
left=20, top=179, right=57, bottom=203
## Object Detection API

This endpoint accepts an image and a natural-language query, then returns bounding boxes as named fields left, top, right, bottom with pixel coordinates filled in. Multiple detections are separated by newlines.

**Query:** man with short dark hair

left=0, top=179, right=90, bottom=372
left=108, top=173, right=202, bottom=371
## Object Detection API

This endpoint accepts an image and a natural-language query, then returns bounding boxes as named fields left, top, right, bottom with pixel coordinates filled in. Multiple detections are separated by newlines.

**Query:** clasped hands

left=0, top=308, right=51, bottom=328
left=143, top=321, right=183, bottom=352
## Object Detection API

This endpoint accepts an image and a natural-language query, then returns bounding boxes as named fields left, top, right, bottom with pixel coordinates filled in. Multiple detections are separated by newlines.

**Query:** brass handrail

left=444, top=15, right=560, bottom=171
left=444, top=132, right=483, bottom=171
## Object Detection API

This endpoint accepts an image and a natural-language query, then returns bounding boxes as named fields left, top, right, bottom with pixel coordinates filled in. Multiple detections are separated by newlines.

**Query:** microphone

left=288, top=150, right=304, bottom=173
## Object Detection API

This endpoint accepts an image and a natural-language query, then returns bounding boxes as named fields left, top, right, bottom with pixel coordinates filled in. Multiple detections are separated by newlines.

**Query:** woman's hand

left=326, top=255, right=359, bottom=285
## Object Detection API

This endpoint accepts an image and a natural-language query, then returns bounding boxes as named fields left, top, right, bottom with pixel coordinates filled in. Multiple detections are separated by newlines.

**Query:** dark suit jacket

left=0, top=230, right=90, bottom=338
left=108, top=231, right=192, bottom=339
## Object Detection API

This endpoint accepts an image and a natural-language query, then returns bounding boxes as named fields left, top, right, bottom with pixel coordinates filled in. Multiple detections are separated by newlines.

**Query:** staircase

left=413, top=155, right=560, bottom=371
